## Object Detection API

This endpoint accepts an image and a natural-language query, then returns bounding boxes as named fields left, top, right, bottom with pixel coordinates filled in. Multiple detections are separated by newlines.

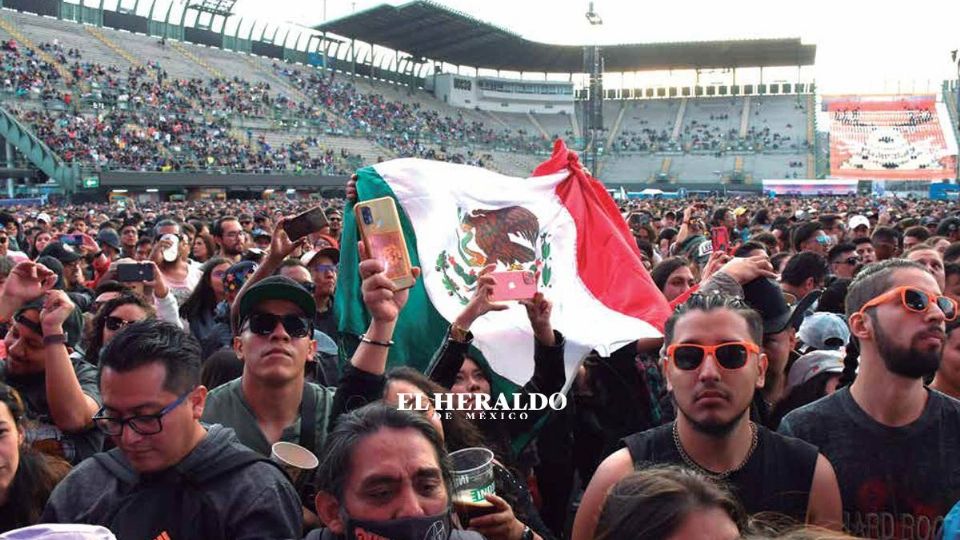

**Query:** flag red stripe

left=536, top=140, right=672, bottom=331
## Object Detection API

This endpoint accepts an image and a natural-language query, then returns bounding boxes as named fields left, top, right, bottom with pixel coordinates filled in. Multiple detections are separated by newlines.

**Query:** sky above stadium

left=232, top=0, right=959, bottom=95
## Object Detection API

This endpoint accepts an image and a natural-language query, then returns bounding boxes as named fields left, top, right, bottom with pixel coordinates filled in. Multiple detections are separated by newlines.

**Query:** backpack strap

left=93, top=448, right=138, bottom=486
left=299, top=382, right=317, bottom=454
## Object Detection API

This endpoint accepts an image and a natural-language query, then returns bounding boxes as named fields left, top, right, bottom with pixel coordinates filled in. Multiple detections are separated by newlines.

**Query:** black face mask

left=342, top=510, right=452, bottom=540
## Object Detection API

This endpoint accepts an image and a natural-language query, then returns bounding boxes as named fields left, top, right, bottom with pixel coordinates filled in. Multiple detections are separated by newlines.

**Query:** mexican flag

left=336, top=140, right=671, bottom=397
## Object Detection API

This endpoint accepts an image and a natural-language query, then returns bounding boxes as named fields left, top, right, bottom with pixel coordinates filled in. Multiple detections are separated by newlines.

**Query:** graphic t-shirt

left=779, top=387, right=960, bottom=539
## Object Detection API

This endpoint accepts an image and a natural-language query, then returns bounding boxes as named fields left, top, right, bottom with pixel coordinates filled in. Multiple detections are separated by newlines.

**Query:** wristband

left=521, top=525, right=533, bottom=540
left=42, top=334, right=67, bottom=347
left=450, top=323, right=471, bottom=343
left=360, top=334, right=393, bottom=348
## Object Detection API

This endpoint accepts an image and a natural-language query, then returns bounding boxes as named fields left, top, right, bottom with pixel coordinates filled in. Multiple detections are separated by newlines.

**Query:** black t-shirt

left=622, top=422, right=818, bottom=522
left=779, top=387, right=960, bottom=539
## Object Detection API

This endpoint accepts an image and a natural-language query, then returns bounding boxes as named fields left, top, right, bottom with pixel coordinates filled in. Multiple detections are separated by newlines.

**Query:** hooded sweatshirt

left=41, top=424, right=302, bottom=540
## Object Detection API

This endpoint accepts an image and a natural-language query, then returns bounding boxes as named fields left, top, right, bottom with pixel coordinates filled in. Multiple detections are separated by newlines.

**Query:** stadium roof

left=314, top=1, right=816, bottom=72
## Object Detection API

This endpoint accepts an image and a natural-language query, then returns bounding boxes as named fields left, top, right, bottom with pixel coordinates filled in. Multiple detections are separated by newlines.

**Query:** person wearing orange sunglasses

left=780, top=259, right=960, bottom=538
left=572, top=293, right=842, bottom=540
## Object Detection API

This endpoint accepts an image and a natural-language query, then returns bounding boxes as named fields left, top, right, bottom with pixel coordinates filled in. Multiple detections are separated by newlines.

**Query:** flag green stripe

left=336, top=165, right=543, bottom=455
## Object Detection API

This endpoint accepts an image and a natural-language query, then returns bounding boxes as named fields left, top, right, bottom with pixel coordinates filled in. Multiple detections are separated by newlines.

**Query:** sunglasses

left=0, top=236, right=7, bottom=243
left=666, top=341, right=760, bottom=371
left=245, top=313, right=312, bottom=338
left=105, top=316, right=138, bottom=331
left=835, top=256, right=861, bottom=266
left=816, top=235, right=832, bottom=245
left=312, top=264, right=337, bottom=274
left=858, top=286, right=957, bottom=321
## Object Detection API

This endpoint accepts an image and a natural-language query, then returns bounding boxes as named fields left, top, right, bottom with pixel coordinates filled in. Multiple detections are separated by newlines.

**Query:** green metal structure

left=0, top=106, right=79, bottom=195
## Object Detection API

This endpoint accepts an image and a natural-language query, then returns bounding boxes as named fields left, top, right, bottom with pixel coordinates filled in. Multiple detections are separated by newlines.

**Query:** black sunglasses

left=245, top=313, right=312, bottom=338
left=836, top=256, right=861, bottom=266
left=105, top=316, right=138, bottom=332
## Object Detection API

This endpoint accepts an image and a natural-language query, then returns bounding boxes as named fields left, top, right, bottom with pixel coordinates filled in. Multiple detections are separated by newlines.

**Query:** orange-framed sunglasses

left=665, top=341, right=760, bottom=371
left=857, top=286, right=957, bottom=321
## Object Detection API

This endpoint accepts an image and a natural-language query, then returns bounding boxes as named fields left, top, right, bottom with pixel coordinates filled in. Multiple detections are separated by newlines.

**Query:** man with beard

left=214, top=216, right=246, bottom=263
left=571, top=293, right=842, bottom=540
left=779, top=259, right=960, bottom=539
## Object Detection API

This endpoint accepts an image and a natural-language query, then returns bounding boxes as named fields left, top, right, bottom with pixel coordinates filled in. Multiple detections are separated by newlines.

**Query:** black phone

left=283, top=207, right=329, bottom=241
left=116, top=263, right=154, bottom=282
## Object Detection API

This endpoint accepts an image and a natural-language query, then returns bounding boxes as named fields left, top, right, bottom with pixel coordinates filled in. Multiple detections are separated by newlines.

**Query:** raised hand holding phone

left=354, top=197, right=416, bottom=290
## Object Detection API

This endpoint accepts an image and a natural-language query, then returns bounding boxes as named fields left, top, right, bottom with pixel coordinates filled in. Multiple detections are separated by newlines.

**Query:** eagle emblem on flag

left=436, top=206, right=553, bottom=304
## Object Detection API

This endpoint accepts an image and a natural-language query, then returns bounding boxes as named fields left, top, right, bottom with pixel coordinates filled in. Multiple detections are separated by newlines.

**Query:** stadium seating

left=827, top=96, right=958, bottom=180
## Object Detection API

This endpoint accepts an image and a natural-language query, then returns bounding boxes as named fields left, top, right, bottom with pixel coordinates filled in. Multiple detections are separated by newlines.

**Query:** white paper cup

left=270, top=441, right=319, bottom=485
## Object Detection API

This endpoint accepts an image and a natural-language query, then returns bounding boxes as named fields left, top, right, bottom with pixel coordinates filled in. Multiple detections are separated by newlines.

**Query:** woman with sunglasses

left=179, top=257, right=231, bottom=344
left=80, top=293, right=156, bottom=366
left=0, top=382, right=72, bottom=533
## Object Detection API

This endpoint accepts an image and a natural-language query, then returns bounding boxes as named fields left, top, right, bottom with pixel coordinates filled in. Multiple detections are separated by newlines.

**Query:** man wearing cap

left=780, top=259, right=960, bottom=538
left=39, top=242, right=95, bottom=311
left=0, top=262, right=103, bottom=465
left=36, top=213, right=51, bottom=233
left=797, top=312, right=850, bottom=354
left=301, top=235, right=340, bottom=341
left=937, top=217, right=960, bottom=243
left=742, top=277, right=817, bottom=422
left=251, top=229, right=272, bottom=251
left=847, top=215, right=871, bottom=241
left=96, top=228, right=121, bottom=262
left=238, top=213, right=254, bottom=234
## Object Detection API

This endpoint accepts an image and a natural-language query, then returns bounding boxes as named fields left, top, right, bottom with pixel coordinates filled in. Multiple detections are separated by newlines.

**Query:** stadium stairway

left=671, top=98, right=687, bottom=140
left=170, top=40, right=225, bottom=79
left=527, top=112, right=550, bottom=140
left=84, top=26, right=138, bottom=67
left=570, top=107, right=582, bottom=140
left=806, top=94, right=816, bottom=178
left=603, top=102, right=627, bottom=154
left=739, top=96, right=751, bottom=138
left=0, top=105, right=79, bottom=193
left=660, top=157, right=672, bottom=181
left=0, top=16, right=74, bottom=86
left=734, top=156, right=745, bottom=178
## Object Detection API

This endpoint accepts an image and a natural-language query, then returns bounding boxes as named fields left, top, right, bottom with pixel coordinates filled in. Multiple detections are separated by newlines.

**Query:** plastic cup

left=270, top=441, right=318, bottom=486
left=449, top=447, right=496, bottom=526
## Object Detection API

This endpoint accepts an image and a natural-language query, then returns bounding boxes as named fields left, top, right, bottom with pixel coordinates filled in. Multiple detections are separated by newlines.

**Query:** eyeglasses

left=223, top=231, right=244, bottom=239
left=212, top=270, right=227, bottom=279
left=312, top=264, right=337, bottom=274
left=244, top=312, right=312, bottom=338
left=0, top=236, right=8, bottom=243
left=665, top=341, right=760, bottom=371
left=92, top=389, right=193, bottom=436
left=105, top=316, right=138, bottom=331
left=858, top=286, right=957, bottom=321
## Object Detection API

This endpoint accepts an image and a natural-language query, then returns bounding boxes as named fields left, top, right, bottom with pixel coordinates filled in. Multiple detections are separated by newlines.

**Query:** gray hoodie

left=41, top=424, right=302, bottom=539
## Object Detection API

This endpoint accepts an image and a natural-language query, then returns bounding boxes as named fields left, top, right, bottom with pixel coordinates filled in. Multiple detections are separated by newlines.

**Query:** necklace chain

left=672, top=421, right=759, bottom=480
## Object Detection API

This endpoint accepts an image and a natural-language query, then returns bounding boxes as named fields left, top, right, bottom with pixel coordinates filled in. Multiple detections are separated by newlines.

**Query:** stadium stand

left=826, top=95, right=958, bottom=180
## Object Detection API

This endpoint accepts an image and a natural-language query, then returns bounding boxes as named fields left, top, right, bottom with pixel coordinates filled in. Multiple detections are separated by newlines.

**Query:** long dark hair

left=83, top=293, right=156, bottom=365
left=0, top=382, right=71, bottom=531
left=768, top=371, right=839, bottom=430
left=651, top=257, right=692, bottom=293
left=179, top=257, right=231, bottom=322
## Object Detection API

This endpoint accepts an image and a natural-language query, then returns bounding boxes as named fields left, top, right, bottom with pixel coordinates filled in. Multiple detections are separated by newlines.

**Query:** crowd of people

left=0, top=189, right=956, bottom=539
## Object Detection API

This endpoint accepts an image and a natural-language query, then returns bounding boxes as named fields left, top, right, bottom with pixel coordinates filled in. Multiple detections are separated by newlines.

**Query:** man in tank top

left=571, top=292, right=842, bottom=540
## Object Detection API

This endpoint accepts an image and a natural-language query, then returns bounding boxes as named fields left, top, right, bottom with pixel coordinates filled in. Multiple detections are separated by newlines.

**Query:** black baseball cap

left=742, top=278, right=819, bottom=335
left=234, top=275, right=316, bottom=334
left=39, top=241, right=81, bottom=264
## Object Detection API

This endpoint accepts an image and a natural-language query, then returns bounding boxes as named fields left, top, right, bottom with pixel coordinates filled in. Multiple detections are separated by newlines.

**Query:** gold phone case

left=355, top=197, right=416, bottom=290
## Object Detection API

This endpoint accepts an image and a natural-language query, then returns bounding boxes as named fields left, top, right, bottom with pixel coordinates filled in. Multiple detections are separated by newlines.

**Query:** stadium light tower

left=584, top=2, right=604, bottom=177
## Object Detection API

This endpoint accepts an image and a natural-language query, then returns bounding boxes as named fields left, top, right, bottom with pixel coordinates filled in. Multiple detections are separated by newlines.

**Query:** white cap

left=36, top=212, right=51, bottom=223
left=787, top=350, right=845, bottom=390
left=848, top=215, right=870, bottom=230
left=0, top=524, right=116, bottom=539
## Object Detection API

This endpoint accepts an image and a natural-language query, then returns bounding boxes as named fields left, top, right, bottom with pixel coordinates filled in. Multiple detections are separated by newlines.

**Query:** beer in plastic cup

left=449, top=447, right=497, bottom=526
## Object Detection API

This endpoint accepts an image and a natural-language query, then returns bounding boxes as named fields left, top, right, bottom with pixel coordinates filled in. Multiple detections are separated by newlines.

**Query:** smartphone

left=711, top=226, right=730, bottom=254
left=283, top=207, right=329, bottom=241
left=355, top=197, right=415, bottom=290
left=116, top=263, right=154, bottom=282
left=490, top=271, right=537, bottom=302
left=61, top=234, right=82, bottom=247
